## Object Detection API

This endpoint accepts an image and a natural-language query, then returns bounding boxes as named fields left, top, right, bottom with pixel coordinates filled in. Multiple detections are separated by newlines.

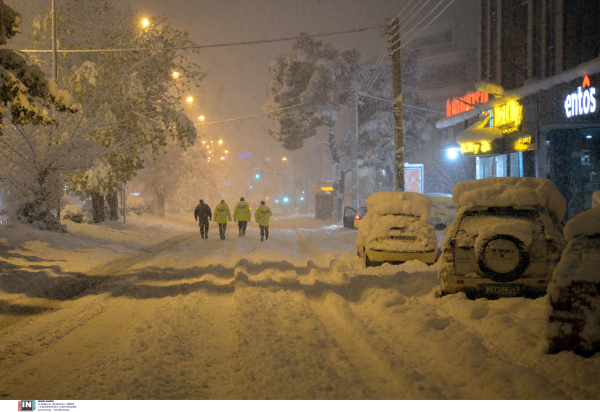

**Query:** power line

left=20, top=25, right=380, bottom=54
left=195, top=103, right=304, bottom=126
left=393, top=0, right=446, bottom=47
left=390, top=0, right=456, bottom=54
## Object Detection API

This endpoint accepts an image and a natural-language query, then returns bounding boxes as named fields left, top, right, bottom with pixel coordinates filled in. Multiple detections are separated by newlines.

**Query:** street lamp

left=141, top=18, right=150, bottom=28
left=218, top=140, right=223, bottom=145
left=186, top=96, right=193, bottom=103
left=172, top=71, right=180, bottom=79
left=198, top=115, right=205, bottom=121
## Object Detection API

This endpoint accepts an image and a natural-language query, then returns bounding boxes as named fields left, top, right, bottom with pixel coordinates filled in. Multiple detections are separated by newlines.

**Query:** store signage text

left=515, top=136, right=533, bottom=151
left=564, top=75, right=597, bottom=118
left=446, top=91, right=489, bottom=117
left=320, top=186, right=334, bottom=191
left=460, top=141, right=491, bottom=155
left=493, top=100, right=522, bottom=133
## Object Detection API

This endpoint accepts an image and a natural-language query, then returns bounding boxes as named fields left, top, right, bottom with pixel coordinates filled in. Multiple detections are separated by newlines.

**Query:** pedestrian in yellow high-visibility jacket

left=255, top=201, right=272, bottom=241
left=213, top=200, right=232, bottom=240
left=233, top=197, right=251, bottom=237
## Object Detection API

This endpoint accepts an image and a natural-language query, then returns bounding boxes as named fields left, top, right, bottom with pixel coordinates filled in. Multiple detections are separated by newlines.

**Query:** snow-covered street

left=0, top=215, right=599, bottom=400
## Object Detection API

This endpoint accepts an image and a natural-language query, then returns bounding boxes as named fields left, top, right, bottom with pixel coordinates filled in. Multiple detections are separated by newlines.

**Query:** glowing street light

left=186, top=96, right=193, bottom=103
left=172, top=71, right=180, bottom=79
left=221, top=156, right=225, bottom=160
left=141, top=18, right=150, bottom=28
left=218, top=140, right=223, bottom=145
left=283, top=197, right=289, bottom=203
left=198, top=115, right=205, bottom=121
left=224, top=150, right=228, bottom=153
left=282, top=157, right=287, bottom=161
left=255, top=173, right=260, bottom=179
left=201, top=141, right=206, bottom=144
left=446, top=147, right=460, bottom=160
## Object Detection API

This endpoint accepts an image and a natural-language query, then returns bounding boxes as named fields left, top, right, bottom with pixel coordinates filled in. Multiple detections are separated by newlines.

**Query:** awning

left=455, top=115, right=502, bottom=144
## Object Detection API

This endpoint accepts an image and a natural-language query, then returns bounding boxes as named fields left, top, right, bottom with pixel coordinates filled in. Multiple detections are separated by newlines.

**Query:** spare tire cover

left=478, top=235, right=530, bottom=282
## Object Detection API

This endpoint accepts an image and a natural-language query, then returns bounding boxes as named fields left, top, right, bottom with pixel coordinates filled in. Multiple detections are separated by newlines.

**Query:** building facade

left=437, top=0, right=600, bottom=220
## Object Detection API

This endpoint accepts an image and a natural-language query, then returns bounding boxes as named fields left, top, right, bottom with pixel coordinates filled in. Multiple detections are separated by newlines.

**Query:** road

left=0, top=217, right=598, bottom=400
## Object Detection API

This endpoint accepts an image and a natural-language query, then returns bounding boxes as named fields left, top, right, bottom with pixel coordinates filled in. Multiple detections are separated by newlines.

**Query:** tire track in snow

left=307, top=291, right=446, bottom=399
left=231, top=283, right=372, bottom=399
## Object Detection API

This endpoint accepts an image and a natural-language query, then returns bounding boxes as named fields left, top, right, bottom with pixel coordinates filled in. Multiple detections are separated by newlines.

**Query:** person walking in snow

left=194, top=199, right=212, bottom=239
left=255, top=200, right=272, bottom=241
left=213, top=199, right=232, bottom=240
left=233, top=197, right=251, bottom=237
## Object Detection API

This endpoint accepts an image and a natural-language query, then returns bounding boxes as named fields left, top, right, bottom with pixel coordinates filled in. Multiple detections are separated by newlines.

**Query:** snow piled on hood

left=453, top=177, right=566, bottom=222
left=366, top=191, right=432, bottom=221
left=564, top=207, right=600, bottom=240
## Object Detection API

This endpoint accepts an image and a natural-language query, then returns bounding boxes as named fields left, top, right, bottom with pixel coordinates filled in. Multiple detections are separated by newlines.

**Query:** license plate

left=390, top=236, right=417, bottom=241
left=480, top=284, right=522, bottom=296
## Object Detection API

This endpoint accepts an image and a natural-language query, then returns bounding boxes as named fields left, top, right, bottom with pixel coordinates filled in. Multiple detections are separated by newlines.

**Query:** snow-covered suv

left=357, top=192, right=437, bottom=267
left=439, top=177, right=566, bottom=299
left=548, top=206, right=600, bottom=356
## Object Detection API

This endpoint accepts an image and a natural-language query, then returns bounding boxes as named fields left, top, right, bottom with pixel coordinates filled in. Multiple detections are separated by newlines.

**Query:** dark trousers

left=238, top=221, right=248, bottom=236
left=260, top=225, right=269, bottom=240
left=218, top=223, right=227, bottom=240
left=199, top=219, right=209, bottom=238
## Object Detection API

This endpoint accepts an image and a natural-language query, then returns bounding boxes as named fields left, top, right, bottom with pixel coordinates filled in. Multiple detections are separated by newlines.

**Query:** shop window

left=476, top=154, right=508, bottom=179
left=509, top=152, right=524, bottom=177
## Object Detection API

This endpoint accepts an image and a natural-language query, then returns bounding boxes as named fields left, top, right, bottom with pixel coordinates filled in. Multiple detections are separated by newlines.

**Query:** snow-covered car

left=439, top=177, right=566, bottom=299
left=548, top=207, right=600, bottom=356
left=343, top=206, right=367, bottom=230
left=426, top=193, right=455, bottom=231
left=357, top=192, right=437, bottom=267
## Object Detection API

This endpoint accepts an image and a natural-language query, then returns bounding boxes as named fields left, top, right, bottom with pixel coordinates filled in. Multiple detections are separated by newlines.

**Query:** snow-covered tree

left=0, top=110, right=113, bottom=230
left=0, top=0, right=77, bottom=134
left=263, top=35, right=359, bottom=158
left=33, top=0, right=205, bottom=222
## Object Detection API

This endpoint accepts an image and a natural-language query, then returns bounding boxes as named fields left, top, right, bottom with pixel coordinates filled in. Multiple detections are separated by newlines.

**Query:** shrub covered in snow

left=61, top=204, right=85, bottom=223
left=547, top=207, right=600, bottom=356
left=122, top=196, right=152, bottom=216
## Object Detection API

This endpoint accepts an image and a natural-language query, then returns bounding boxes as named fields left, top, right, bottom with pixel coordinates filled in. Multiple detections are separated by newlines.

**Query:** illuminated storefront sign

left=564, top=75, right=597, bottom=118
left=515, top=136, right=533, bottom=151
left=461, top=141, right=491, bottom=155
left=492, top=100, right=522, bottom=133
left=320, top=186, right=334, bottom=191
left=446, top=91, right=489, bottom=117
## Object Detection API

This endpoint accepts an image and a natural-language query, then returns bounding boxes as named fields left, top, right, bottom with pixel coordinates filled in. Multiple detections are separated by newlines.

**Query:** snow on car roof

left=564, top=207, right=600, bottom=239
left=365, top=191, right=431, bottom=221
left=452, top=177, right=566, bottom=222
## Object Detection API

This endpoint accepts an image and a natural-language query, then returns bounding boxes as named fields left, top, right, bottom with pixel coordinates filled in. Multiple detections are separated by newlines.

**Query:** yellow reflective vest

left=233, top=201, right=251, bottom=222
left=255, top=205, right=272, bottom=227
left=213, top=202, right=232, bottom=223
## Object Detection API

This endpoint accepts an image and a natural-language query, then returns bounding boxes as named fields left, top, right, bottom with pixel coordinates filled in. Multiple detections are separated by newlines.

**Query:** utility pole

left=51, top=0, right=58, bottom=82
left=352, top=87, right=359, bottom=209
left=387, top=16, right=404, bottom=191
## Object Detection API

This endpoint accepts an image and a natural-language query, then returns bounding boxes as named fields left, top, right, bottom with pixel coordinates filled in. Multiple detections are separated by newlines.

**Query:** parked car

left=343, top=206, right=367, bottom=230
left=548, top=206, right=600, bottom=356
left=425, top=193, right=456, bottom=231
left=439, top=177, right=566, bottom=299
left=357, top=192, right=437, bottom=266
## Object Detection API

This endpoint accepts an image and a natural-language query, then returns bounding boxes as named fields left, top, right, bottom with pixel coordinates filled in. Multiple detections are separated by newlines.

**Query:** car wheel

left=477, top=234, right=530, bottom=282
left=365, top=250, right=373, bottom=267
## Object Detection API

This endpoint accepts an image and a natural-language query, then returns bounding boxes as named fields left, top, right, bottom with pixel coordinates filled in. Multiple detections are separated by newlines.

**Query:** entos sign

left=564, top=75, right=597, bottom=118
